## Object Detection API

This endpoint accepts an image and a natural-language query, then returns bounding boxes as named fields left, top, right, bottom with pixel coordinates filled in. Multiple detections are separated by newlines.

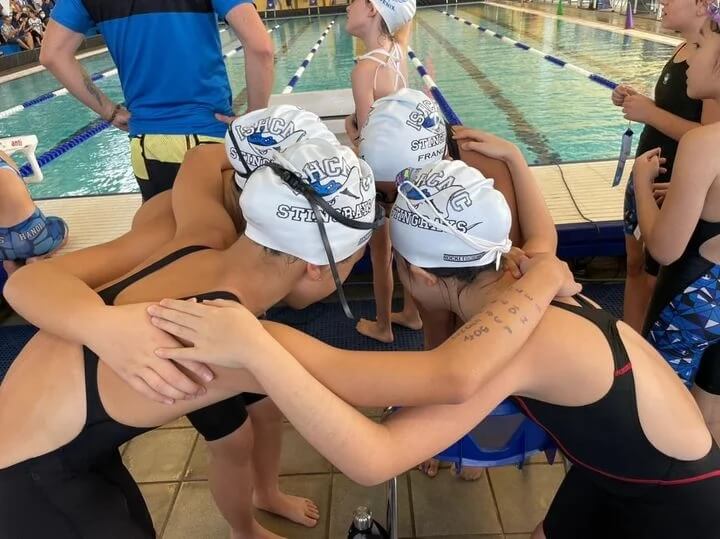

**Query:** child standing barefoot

left=344, top=0, right=416, bottom=149
left=345, top=0, right=417, bottom=342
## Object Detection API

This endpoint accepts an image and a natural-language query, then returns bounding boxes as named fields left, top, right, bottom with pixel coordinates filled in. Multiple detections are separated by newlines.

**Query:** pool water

left=0, top=3, right=674, bottom=199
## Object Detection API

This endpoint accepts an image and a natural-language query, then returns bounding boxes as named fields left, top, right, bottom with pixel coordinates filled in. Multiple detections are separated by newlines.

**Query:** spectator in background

left=1, top=14, right=33, bottom=50
left=26, top=9, right=44, bottom=43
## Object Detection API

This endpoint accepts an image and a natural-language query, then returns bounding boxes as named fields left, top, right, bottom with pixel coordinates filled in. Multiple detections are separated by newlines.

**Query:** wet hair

left=423, top=262, right=498, bottom=284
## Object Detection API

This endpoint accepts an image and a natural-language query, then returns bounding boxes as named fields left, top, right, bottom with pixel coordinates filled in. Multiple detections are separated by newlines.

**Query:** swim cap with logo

left=390, top=160, right=512, bottom=270
left=359, top=88, right=446, bottom=182
left=369, top=0, right=416, bottom=34
left=225, top=105, right=339, bottom=189
left=241, top=138, right=380, bottom=266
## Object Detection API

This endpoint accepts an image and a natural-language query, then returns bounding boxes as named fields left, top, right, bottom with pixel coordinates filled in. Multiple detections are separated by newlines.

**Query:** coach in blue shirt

left=40, top=0, right=274, bottom=201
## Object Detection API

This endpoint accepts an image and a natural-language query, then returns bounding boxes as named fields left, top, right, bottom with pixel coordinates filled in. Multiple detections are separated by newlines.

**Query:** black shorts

left=0, top=450, right=154, bottom=538
left=543, top=466, right=720, bottom=539
left=187, top=392, right=267, bottom=442
left=130, top=134, right=224, bottom=202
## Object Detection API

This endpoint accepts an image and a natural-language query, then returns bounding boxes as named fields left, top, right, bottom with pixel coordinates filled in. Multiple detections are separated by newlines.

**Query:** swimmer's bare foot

left=391, top=310, right=423, bottom=331
left=230, top=521, right=285, bottom=539
left=451, top=463, right=485, bottom=481
left=417, top=458, right=440, bottom=478
left=253, top=491, right=320, bottom=528
left=356, top=318, right=394, bottom=343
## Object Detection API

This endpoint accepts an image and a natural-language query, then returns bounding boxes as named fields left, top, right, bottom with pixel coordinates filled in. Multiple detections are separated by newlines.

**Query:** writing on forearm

left=82, top=71, right=105, bottom=109
left=451, top=286, right=540, bottom=343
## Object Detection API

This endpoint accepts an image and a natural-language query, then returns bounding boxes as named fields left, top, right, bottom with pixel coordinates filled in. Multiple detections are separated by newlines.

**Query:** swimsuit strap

left=357, top=43, right=407, bottom=92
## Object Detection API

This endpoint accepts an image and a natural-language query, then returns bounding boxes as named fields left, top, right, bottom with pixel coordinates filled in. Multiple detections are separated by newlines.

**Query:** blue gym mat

left=0, top=283, right=624, bottom=382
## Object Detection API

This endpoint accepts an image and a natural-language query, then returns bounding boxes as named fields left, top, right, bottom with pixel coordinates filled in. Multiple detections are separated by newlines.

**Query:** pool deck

left=36, top=88, right=631, bottom=260
left=1, top=5, right=655, bottom=537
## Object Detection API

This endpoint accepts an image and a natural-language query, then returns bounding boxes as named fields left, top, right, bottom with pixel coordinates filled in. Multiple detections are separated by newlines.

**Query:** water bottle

left=347, top=506, right=389, bottom=538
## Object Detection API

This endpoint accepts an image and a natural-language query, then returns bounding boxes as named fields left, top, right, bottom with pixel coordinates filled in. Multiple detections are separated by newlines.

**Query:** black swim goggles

left=265, top=162, right=385, bottom=320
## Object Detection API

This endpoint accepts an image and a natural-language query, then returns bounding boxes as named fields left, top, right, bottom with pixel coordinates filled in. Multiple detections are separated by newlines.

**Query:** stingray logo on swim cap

left=394, top=166, right=480, bottom=233
left=360, top=88, right=446, bottom=182
left=391, top=161, right=512, bottom=269
left=241, top=139, right=377, bottom=265
left=225, top=105, right=339, bottom=188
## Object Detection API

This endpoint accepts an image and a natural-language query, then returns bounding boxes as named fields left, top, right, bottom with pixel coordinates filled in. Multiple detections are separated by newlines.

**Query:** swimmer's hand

left=632, top=148, right=667, bottom=184
left=91, top=303, right=214, bottom=405
left=612, top=84, right=633, bottom=107
left=215, top=113, right=238, bottom=125
left=150, top=298, right=266, bottom=369
left=518, top=253, right=582, bottom=298
left=502, top=246, right=527, bottom=279
left=453, top=127, right=522, bottom=164
left=622, top=92, right=656, bottom=124
left=653, top=182, right=670, bottom=207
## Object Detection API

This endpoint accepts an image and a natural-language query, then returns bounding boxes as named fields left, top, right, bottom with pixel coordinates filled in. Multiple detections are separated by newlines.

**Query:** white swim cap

left=390, top=160, right=512, bottom=270
left=225, top=105, right=339, bottom=188
left=369, top=0, right=416, bottom=34
left=241, top=138, right=381, bottom=266
left=359, top=88, right=446, bottom=182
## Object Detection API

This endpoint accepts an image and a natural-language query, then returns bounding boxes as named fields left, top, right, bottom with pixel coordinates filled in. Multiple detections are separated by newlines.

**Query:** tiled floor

left=122, top=411, right=564, bottom=538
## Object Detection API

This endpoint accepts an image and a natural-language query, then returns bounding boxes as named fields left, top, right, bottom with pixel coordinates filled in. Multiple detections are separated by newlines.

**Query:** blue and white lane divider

left=224, top=24, right=280, bottom=57
left=407, top=47, right=462, bottom=126
left=282, top=19, right=336, bottom=94
left=18, top=118, right=113, bottom=178
left=9, top=26, right=279, bottom=177
left=441, top=11, right=618, bottom=90
left=0, top=68, right=119, bottom=120
left=0, top=26, right=251, bottom=120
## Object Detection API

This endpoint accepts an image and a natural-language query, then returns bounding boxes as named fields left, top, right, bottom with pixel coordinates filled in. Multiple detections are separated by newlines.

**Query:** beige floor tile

left=279, top=424, right=333, bottom=475
left=506, top=534, right=533, bottom=539
left=184, top=438, right=209, bottom=481
left=185, top=424, right=332, bottom=481
left=163, top=482, right=228, bottom=539
left=255, top=474, right=332, bottom=539
left=123, top=429, right=197, bottom=483
left=409, top=469, right=502, bottom=537
left=160, top=416, right=192, bottom=429
left=139, top=482, right=179, bottom=535
left=360, top=407, right=386, bottom=418
left=488, top=464, right=565, bottom=534
left=329, top=473, right=412, bottom=538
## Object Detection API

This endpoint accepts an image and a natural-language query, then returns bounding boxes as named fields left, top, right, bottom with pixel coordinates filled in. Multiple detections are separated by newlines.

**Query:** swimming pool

left=0, top=3, right=675, bottom=199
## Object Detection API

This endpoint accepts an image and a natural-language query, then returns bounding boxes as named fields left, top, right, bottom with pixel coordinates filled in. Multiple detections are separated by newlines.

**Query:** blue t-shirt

left=52, top=0, right=250, bottom=137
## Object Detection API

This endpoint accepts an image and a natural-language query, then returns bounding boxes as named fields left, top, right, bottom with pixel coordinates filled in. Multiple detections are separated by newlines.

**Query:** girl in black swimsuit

left=152, top=159, right=720, bottom=539
left=613, top=0, right=720, bottom=332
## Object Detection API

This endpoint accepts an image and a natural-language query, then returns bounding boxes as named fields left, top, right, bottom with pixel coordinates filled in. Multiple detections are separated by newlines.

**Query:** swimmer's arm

left=226, top=4, right=274, bottom=111
left=4, top=199, right=175, bottom=343
left=171, top=144, right=238, bottom=248
left=240, top=327, right=514, bottom=486
left=39, top=21, right=118, bottom=122
left=350, top=62, right=377, bottom=138
left=504, top=149, right=557, bottom=254
left=635, top=129, right=717, bottom=266
left=642, top=99, right=720, bottom=142
left=455, top=127, right=556, bottom=254
left=261, top=258, right=566, bottom=406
